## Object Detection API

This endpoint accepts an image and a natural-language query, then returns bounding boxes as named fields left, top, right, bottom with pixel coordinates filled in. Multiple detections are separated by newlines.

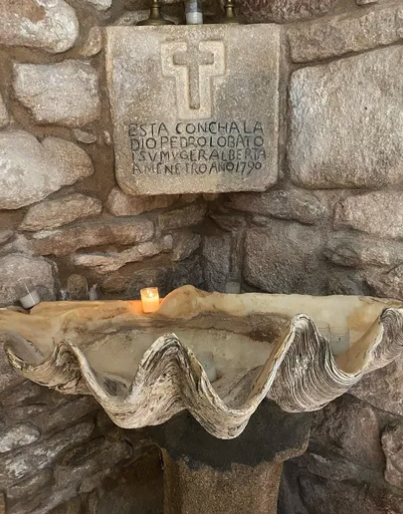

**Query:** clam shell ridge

left=3, top=302, right=403, bottom=440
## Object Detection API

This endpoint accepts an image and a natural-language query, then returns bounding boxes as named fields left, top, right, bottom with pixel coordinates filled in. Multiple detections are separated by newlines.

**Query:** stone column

left=151, top=400, right=312, bottom=514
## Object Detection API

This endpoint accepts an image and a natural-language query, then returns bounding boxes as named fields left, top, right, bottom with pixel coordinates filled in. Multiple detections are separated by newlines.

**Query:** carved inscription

left=162, top=40, right=225, bottom=119
left=129, top=120, right=266, bottom=176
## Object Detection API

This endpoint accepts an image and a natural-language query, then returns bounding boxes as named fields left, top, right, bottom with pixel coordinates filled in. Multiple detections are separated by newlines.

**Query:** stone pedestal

left=151, top=400, right=312, bottom=514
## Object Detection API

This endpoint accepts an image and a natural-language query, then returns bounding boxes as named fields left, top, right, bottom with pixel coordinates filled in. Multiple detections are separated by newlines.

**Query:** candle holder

left=137, top=0, right=175, bottom=26
left=185, top=0, right=203, bottom=25
left=221, top=0, right=241, bottom=24
left=16, top=280, right=41, bottom=309
left=224, top=272, right=241, bottom=294
left=140, top=287, right=160, bottom=314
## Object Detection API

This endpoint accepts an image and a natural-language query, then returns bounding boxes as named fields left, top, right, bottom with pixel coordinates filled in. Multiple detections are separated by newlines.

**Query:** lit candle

left=140, top=287, right=160, bottom=314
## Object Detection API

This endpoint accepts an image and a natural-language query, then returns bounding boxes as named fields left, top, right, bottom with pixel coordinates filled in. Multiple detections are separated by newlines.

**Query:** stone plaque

left=106, top=25, right=280, bottom=195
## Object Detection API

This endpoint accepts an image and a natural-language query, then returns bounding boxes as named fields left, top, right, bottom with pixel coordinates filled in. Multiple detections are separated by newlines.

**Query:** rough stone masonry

left=0, top=0, right=403, bottom=513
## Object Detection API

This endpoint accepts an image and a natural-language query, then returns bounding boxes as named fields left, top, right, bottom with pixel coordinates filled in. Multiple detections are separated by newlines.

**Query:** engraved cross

left=173, top=43, right=214, bottom=110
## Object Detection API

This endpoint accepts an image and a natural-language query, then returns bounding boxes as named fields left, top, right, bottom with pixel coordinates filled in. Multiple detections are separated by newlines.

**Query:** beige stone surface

left=159, top=204, right=206, bottom=230
left=0, top=93, right=9, bottom=129
left=77, top=0, right=112, bottom=11
left=0, top=230, right=13, bottom=245
left=0, top=0, right=79, bottom=54
left=71, top=235, right=173, bottom=273
left=0, top=130, right=94, bottom=210
left=14, top=61, right=101, bottom=128
left=32, top=218, right=154, bottom=257
left=106, top=187, right=178, bottom=216
left=0, top=254, right=56, bottom=307
left=334, top=192, right=403, bottom=239
left=289, top=3, right=403, bottom=63
left=289, top=47, right=403, bottom=189
left=325, top=232, right=403, bottom=268
left=73, top=129, right=97, bottom=145
left=106, top=25, right=280, bottom=195
left=20, top=194, right=102, bottom=232
left=79, top=27, right=103, bottom=57
left=227, top=190, right=327, bottom=225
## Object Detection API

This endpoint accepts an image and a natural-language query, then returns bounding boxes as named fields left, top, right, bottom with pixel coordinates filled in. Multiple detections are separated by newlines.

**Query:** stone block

left=67, top=275, right=89, bottom=301
left=100, top=255, right=203, bottom=297
left=172, top=232, right=201, bottom=261
left=7, top=468, right=53, bottom=499
left=0, top=130, right=94, bottom=210
left=0, top=230, right=13, bottom=245
left=159, top=204, right=206, bottom=230
left=244, top=222, right=326, bottom=294
left=299, top=473, right=403, bottom=514
left=55, top=438, right=132, bottom=487
left=325, top=232, right=403, bottom=268
left=289, top=3, right=403, bottom=63
left=87, top=451, right=163, bottom=514
left=48, top=497, right=82, bottom=514
left=0, top=0, right=79, bottom=54
left=209, top=212, right=246, bottom=232
left=236, top=0, right=340, bottom=23
left=80, top=27, right=103, bottom=58
left=20, top=194, right=102, bottom=232
left=14, top=61, right=101, bottom=128
left=71, top=236, right=173, bottom=274
left=0, top=93, right=9, bottom=129
left=8, top=485, right=77, bottom=514
left=334, top=192, right=403, bottom=239
left=106, top=187, right=178, bottom=216
left=77, top=0, right=112, bottom=10
left=327, top=270, right=370, bottom=296
left=351, top=358, right=403, bottom=417
left=227, top=190, right=327, bottom=225
left=7, top=405, right=49, bottom=424
left=32, top=397, right=99, bottom=434
left=0, top=235, right=33, bottom=257
left=105, top=25, right=280, bottom=195
left=202, top=234, right=231, bottom=292
left=73, top=129, right=97, bottom=145
left=289, top=48, right=403, bottom=189
left=1, top=381, right=42, bottom=405
left=0, top=423, right=41, bottom=453
left=311, top=395, right=384, bottom=470
left=298, top=450, right=375, bottom=483
left=382, top=423, right=403, bottom=488
left=364, top=266, right=403, bottom=300
left=0, top=354, right=24, bottom=401
left=0, top=422, right=93, bottom=487
left=32, top=217, right=154, bottom=257
left=0, top=254, right=56, bottom=307
left=168, top=256, right=204, bottom=292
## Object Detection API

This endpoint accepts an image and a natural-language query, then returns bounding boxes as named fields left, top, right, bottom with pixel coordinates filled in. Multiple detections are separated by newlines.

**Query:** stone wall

left=1, top=0, right=403, bottom=513
left=0, top=357, right=163, bottom=514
